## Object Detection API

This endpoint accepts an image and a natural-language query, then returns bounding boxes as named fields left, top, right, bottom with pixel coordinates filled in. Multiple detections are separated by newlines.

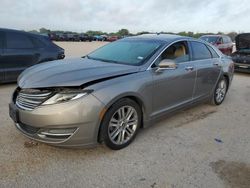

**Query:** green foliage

left=136, top=31, right=150, bottom=35
left=227, top=32, right=238, bottom=41
left=86, top=30, right=105, bottom=36
left=39, top=28, right=50, bottom=34
left=28, top=30, right=39, bottom=34
left=27, top=28, right=238, bottom=40
left=117, top=29, right=129, bottom=36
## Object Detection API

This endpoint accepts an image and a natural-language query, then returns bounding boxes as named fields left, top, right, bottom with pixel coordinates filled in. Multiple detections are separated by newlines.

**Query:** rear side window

left=200, top=36, right=218, bottom=44
left=207, top=45, right=220, bottom=58
left=223, top=36, right=229, bottom=43
left=41, top=36, right=61, bottom=49
left=227, top=36, right=232, bottom=43
left=222, top=37, right=227, bottom=43
left=6, top=32, right=34, bottom=49
left=30, top=36, right=46, bottom=48
left=0, top=31, right=4, bottom=48
left=218, top=37, right=223, bottom=43
left=190, top=41, right=212, bottom=60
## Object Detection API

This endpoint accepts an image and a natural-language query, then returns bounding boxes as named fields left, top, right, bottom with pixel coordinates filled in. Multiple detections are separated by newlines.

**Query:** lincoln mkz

left=9, top=34, right=234, bottom=149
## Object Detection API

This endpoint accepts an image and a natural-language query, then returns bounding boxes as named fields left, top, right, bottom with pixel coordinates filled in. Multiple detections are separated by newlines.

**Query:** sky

left=0, top=0, right=249, bottom=34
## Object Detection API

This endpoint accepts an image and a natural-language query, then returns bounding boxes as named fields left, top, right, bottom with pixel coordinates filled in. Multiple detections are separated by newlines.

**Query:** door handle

left=185, top=66, right=194, bottom=71
left=213, top=62, right=219, bottom=66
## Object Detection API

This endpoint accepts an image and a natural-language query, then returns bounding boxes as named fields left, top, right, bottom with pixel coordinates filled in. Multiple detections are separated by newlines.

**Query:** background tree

left=227, top=32, right=238, bottom=41
left=86, top=30, right=104, bottom=36
left=39, top=27, right=50, bottom=34
left=116, top=29, right=129, bottom=37
left=28, top=29, right=39, bottom=34
left=26, top=28, right=238, bottom=40
left=136, top=31, right=150, bottom=35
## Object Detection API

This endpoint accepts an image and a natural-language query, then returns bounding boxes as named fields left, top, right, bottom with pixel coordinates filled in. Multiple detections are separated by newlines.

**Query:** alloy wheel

left=108, top=106, right=138, bottom=145
left=215, top=79, right=227, bottom=103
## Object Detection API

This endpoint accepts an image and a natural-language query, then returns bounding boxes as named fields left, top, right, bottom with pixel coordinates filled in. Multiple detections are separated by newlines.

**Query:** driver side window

left=154, top=41, right=190, bottom=67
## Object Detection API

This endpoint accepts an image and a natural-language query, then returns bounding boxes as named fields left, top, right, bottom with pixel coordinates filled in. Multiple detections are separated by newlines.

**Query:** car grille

left=16, top=89, right=52, bottom=111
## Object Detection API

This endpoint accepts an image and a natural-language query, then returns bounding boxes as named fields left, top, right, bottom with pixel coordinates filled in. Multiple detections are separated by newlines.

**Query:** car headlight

left=42, top=90, right=91, bottom=105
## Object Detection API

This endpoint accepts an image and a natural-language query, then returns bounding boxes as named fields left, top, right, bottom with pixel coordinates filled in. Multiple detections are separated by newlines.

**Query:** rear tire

left=99, top=98, right=141, bottom=150
left=210, top=77, right=228, bottom=105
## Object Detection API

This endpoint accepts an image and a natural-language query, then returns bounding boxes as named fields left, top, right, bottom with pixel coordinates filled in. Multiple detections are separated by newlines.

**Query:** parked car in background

left=231, top=33, right=250, bottom=73
left=73, top=34, right=80, bottom=41
left=199, top=35, right=233, bottom=55
left=56, top=33, right=63, bottom=41
left=93, top=35, right=105, bottom=41
left=107, top=35, right=119, bottom=42
left=57, top=33, right=69, bottom=41
left=48, top=33, right=59, bottom=41
left=101, top=35, right=108, bottom=41
left=9, top=34, right=233, bottom=150
left=79, top=34, right=93, bottom=42
left=66, top=34, right=80, bottom=41
left=67, top=34, right=75, bottom=41
left=0, top=28, right=65, bottom=83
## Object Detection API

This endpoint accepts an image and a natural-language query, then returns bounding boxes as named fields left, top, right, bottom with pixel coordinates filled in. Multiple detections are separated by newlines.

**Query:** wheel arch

left=97, top=93, right=146, bottom=143
left=222, top=73, right=230, bottom=91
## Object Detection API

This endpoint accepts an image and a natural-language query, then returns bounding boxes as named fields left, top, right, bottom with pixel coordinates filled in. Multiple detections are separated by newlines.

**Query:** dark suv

left=79, top=34, right=93, bottom=42
left=199, top=35, right=233, bottom=55
left=231, top=33, right=250, bottom=73
left=0, top=28, right=65, bottom=83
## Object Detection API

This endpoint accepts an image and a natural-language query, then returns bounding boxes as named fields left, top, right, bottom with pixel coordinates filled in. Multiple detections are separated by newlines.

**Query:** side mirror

left=156, top=59, right=177, bottom=72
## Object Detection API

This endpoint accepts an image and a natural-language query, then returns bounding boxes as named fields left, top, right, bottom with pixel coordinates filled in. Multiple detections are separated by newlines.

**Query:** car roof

left=0, top=28, right=47, bottom=38
left=124, top=34, right=192, bottom=43
left=236, top=33, right=250, bottom=37
left=200, top=35, right=227, bottom=37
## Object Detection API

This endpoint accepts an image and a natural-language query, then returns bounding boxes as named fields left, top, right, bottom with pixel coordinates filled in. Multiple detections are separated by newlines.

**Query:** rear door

left=0, top=31, right=5, bottom=82
left=3, top=31, right=39, bottom=81
left=189, top=41, right=221, bottom=100
left=222, top=36, right=229, bottom=54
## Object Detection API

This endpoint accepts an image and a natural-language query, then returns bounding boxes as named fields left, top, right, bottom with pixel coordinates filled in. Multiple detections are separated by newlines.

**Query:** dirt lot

left=0, top=42, right=250, bottom=188
left=55, top=41, right=109, bottom=58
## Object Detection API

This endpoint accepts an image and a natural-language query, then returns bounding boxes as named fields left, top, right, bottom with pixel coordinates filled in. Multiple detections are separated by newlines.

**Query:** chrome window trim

left=147, top=39, right=186, bottom=70
left=146, top=39, right=222, bottom=70
left=189, top=40, right=222, bottom=60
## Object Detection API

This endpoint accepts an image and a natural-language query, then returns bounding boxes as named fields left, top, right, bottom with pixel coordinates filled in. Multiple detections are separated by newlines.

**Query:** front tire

left=100, top=98, right=141, bottom=150
left=211, top=77, right=228, bottom=105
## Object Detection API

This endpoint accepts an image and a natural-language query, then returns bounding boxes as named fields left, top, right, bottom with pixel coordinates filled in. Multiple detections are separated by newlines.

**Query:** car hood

left=18, top=58, right=141, bottom=89
left=235, top=33, right=250, bottom=52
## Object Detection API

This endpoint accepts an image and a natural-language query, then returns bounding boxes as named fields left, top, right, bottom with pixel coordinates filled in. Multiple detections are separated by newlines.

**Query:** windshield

left=200, top=36, right=219, bottom=44
left=87, top=40, right=162, bottom=65
left=237, top=35, right=250, bottom=50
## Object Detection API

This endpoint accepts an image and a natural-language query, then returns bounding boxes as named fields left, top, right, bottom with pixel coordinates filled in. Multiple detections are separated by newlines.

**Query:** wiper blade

left=86, top=56, right=121, bottom=64
left=102, top=59, right=120, bottom=64
left=86, top=55, right=101, bottom=61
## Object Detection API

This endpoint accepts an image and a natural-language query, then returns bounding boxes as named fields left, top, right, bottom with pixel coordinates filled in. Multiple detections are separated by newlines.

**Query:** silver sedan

left=9, top=34, right=234, bottom=150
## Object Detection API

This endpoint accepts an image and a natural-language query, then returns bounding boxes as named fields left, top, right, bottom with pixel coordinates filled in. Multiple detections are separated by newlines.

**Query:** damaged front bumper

left=9, top=93, right=105, bottom=147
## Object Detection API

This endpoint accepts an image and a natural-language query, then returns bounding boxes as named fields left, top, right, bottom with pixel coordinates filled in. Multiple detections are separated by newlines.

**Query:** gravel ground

left=0, top=42, right=250, bottom=188
left=54, top=41, right=109, bottom=58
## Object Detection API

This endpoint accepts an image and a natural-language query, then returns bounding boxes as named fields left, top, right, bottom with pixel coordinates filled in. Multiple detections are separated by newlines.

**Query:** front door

left=3, top=31, right=38, bottom=82
left=151, top=41, right=196, bottom=117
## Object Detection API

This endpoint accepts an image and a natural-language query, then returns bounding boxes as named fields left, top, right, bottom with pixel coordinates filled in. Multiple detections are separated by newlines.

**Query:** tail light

left=58, top=52, right=65, bottom=59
